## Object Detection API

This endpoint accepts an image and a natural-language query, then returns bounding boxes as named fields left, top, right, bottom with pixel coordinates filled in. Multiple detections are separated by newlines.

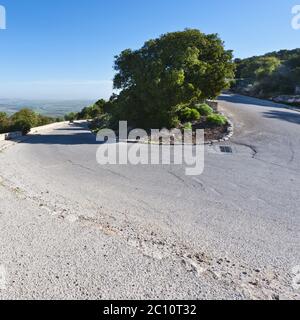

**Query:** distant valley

left=0, top=99, right=95, bottom=117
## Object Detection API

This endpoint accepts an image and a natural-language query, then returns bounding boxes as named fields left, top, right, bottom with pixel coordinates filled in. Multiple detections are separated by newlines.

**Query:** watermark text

left=0, top=5, right=6, bottom=30
left=292, top=5, right=300, bottom=30
left=96, top=121, right=205, bottom=176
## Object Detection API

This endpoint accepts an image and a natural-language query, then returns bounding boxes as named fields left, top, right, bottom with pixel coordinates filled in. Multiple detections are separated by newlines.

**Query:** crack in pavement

left=1, top=172, right=299, bottom=300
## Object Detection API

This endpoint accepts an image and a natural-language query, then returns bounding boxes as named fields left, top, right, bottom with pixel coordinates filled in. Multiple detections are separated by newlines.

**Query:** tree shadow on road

left=218, top=94, right=288, bottom=109
left=21, top=132, right=101, bottom=145
left=262, top=110, right=300, bottom=125
left=20, top=122, right=107, bottom=145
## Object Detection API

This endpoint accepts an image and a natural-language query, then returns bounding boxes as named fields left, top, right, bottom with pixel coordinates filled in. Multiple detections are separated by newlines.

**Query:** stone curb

left=117, top=119, right=234, bottom=146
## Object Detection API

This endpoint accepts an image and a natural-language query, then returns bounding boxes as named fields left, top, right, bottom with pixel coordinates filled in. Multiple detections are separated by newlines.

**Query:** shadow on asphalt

left=54, top=128, right=88, bottom=131
left=20, top=132, right=100, bottom=145
left=19, top=122, right=105, bottom=145
left=262, top=110, right=300, bottom=125
left=218, top=94, right=287, bottom=108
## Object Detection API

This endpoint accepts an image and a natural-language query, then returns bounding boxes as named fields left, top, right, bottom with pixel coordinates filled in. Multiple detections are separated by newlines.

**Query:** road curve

left=0, top=94, right=299, bottom=299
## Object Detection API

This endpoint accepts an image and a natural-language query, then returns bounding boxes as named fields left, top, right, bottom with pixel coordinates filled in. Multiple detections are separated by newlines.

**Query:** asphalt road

left=0, top=94, right=299, bottom=300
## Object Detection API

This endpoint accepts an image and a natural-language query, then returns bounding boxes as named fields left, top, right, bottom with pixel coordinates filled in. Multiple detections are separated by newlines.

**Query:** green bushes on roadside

left=195, top=103, right=214, bottom=116
left=11, top=109, right=39, bottom=135
left=0, top=109, right=56, bottom=135
left=178, top=107, right=201, bottom=122
left=183, top=122, right=193, bottom=130
left=206, top=114, right=228, bottom=126
left=0, top=112, right=10, bottom=134
left=64, top=112, right=77, bottom=122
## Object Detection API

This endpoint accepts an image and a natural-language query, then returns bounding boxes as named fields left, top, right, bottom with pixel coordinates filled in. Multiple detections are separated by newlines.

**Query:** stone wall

left=0, top=121, right=69, bottom=142
left=205, top=100, right=219, bottom=112
left=0, top=131, right=22, bottom=141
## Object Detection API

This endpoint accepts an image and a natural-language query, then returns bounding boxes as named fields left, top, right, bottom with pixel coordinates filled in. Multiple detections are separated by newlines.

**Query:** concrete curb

left=0, top=131, right=23, bottom=141
left=283, top=105, right=300, bottom=113
left=0, top=121, right=70, bottom=153
left=29, top=121, right=69, bottom=134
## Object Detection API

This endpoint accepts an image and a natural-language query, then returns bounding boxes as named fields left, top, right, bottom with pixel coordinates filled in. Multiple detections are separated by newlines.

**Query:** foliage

left=178, top=107, right=200, bottom=122
left=36, top=115, right=55, bottom=126
left=0, top=112, right=10, bottom=134
left=64, top=112, right=77, bottom=122
left=111, top=29, right=235, bottom=129
left=195, top=103, right=213, bottom=116
left=0, top=109, right=56, bottom=135
left=183, top=122, right=192, bottom=130
left=236, top=56, right=281, bottom=80
left=77, top=99, right=106, bottom=120
left=11, top=109, right=39, bottom=134
left=206, top=114, right=228, bottom=126
left=233, top=49, right=300, bottom=98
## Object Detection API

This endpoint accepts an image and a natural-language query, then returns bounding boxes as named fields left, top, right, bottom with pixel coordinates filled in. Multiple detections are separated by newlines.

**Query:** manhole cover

left=220, top=146, right=233, bottom=153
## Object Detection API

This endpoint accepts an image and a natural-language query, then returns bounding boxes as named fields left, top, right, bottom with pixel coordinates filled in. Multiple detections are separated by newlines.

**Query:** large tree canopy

left=112, top=29, right=234, bottom=128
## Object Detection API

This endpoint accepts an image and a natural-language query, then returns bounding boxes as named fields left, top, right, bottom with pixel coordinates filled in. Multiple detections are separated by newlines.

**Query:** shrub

left=0, top=112, right=11, bottom=133
left=37, top=115, right=54, bottom=126
left=206, top=114, right=228, bottom=126
left=170, top=116, right=180, bottom=128
left=11, top=109, right=39, bottom=135
left=64, top=112, right=77, bottom=122
left=195, top=103, right=213, bottom=116
left=178, top=107, right=200, bottom=122
left=189, top=109, right=201, bottom=121
left=183, top=122, right=192, bottom=130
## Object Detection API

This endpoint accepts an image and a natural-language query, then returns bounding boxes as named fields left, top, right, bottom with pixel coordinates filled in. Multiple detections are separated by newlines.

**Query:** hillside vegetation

left=233, top=49, right=300, bottom=99
left=0, top=109, right=61, bottom=135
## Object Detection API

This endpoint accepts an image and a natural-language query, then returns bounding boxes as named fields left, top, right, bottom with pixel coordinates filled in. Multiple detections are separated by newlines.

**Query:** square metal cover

left=220, top=146, right=233, bottom=153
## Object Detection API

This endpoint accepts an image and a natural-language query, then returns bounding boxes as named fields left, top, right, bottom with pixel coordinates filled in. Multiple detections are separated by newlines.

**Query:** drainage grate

left=220, top=146, right=233, bottom=154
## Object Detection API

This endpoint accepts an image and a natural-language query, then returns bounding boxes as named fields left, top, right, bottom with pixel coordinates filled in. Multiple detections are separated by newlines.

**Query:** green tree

left=64, top=112, right=77, bottom=122
left=254, top=57, right=281, bottom=80
left=77, top=99, right=105, bottom=119
left=36, top=115, right=55, bottom=126
left=0, top=112, right=10, bottom=133
left=11, top=109, right=39, bottom=134
left=233, top=49, right=300, bottom=97
left=112, top=29, right=235, bottom=128
left=236, top=57, right=280, bottom=80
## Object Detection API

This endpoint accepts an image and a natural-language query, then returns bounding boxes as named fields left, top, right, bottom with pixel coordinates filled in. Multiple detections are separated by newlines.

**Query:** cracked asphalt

left=0, top=94, right=299, bottom=300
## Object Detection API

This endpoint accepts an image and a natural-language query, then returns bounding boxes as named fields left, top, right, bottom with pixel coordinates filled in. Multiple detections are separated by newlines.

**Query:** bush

left=195, top=103, right=213, bottom=116
left=64, top=112, right=77, bottom=122
left=178, top=107, right=190, bottom=122
left=183, top=122, right=192, bottom=130
left=206, top=114, right=228, bottom=126
left=1, top=109, right=61, bottom=135
left=37, top=115, right=55, bottom=127
left=11, top=109, right=39, bottom=135
left=189, top=109, right=201, bottom=121
left=178, top=107, right=200, bottom=122
left=0, top=112, right=11, bottom=133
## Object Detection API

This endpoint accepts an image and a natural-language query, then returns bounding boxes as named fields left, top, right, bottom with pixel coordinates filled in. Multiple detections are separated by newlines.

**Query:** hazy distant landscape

left=0, top=99, right=94, bottom=117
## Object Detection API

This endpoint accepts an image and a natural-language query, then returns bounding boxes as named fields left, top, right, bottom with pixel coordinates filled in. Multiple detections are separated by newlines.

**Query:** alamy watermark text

left=0, top=5, right=6, bottom=30
left=292, top=5, right=300, bottom=29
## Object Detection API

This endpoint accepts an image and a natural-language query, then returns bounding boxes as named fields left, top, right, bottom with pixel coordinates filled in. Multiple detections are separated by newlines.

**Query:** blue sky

left=0, top=0, right=299, bottom=100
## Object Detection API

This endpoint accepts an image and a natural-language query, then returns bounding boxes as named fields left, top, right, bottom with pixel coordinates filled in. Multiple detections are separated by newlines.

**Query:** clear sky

left=0, top=0, right=299, bottom=100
